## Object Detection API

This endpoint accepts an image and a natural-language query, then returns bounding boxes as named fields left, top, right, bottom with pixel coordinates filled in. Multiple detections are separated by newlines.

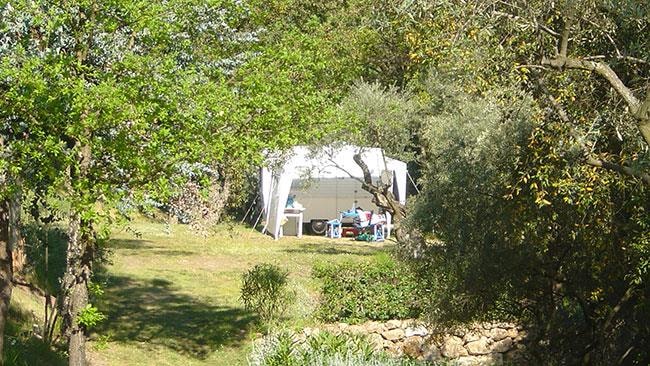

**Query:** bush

left=249, top=331, right=430, bottom=366
left=241, top=263, right=295, bottom=323
left=313, top=254, right=421, bottom=323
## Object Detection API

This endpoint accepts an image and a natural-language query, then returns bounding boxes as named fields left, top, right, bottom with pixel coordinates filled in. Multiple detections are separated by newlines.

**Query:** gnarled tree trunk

left=352, top=153, right=407, bottom=241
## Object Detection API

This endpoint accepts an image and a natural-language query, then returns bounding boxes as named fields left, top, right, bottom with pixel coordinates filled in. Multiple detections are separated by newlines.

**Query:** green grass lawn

left=86, top=219, right=391, bottom=366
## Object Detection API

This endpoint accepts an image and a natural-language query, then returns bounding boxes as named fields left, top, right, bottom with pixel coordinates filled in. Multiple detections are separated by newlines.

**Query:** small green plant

left=306, top=331, right=375, bottom=361
left=250, top=331, right=428, bottom=366
left=240, top=263, right=295, bottom=323
left=77, top=304, right=106, bottom=329
left=88, top=282, right=105, bottom=297
left=92, top=333, right=112, bottom=351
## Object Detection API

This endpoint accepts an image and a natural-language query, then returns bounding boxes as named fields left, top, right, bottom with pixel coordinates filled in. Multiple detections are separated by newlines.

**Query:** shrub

left=249, top=331, right=430, bottom=366
left=313, top=254, right=421, bottom=323
left=241, top=263, right=295, bottom=323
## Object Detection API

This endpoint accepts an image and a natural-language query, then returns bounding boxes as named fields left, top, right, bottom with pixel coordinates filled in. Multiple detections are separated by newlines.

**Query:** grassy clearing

left=87, top=218, right=391, bottom=366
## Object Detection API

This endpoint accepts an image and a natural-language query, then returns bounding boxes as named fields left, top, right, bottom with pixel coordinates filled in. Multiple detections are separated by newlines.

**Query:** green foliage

left=406, top=72, right=650, bottom=364
left=313, top=254, right=421, bottom=323
left=335, top=81, right=418, bottom=161
left=249, top=331, right=428, bottom=366
left=1, top=0, right=648, bottom=364
left=76, top=304, right=107, bottom=329
left=240, top=263, right=295, bottom=323
left=88, top=282, right=105, bottom=298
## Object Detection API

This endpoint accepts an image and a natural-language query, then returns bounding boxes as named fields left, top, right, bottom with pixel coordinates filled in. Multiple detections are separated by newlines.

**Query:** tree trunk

left=59, top=213, right=92, bottom=366
left=0, top=200, right=13, bottom=364
left=352, top=153, right=408, bottom=241
left=8, top=188, right=24, bottom=274
left=60, top=140, right=93, bottom=366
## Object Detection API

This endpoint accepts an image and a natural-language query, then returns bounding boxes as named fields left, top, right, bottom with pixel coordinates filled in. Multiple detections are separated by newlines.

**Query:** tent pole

left=241, top=193, right=259, bottom=224
left=407, top=171, right=420, bottom=194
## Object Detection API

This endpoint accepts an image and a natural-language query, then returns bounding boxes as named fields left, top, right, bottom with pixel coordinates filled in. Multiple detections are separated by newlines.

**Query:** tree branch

left=540, top=10, right=650, bottom=147
left=541, top=56, right=640, bottom=108
left=543, top=91, right=650, bottom=185
left=618, top=55, right=648, bottom=65
left=584, top=157, right=650, bottom=185
left=558, top=17, right=572, bottom=57
left=539, top=24, right=560, bottom=37
left=353, top=153, right=373, bottom=185
left=325, top=157, right=365, bottom=185
left=541, top=55, right=650, bottom=146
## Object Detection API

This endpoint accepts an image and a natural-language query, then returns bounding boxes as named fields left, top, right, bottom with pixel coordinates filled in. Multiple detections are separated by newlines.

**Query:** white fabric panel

left=260, top=168, right=274, bottom=235
left=260, top=167, right=272, bottom=211
left=270, top=170, right=294, bottom=239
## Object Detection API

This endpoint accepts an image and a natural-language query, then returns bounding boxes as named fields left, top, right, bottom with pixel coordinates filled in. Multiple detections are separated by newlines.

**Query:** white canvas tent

left=260, top=145, right=407, bottom=240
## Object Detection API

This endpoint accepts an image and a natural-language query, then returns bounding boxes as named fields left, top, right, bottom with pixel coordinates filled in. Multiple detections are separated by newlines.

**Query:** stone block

left=452, top=328, right=467, bottom=337
left=514, top=330, right=527, bottom=342
left=386, top=319, right=402, bottom=330
left=364, top=320, right=386, bottom=334
left=405, top=325, right=428, bottom=337
left=346, top=324, right=364, bottom=334
left=421, top=342, right=441, bottom=361
left=506, top=328, right=519, bottom=339
left=466, top=337, right=490, bottom=355
left=385, top=342, right=403, bottom=357
left=402, top=337, right=424, bottom=359
left=382, top=328, right=405, bottom=341
left=442, top=335, right=468, bottom=358
left=489, top=327, right=509, bottom=341
left=455, top=353, right=503, bottom=366
left=368, top=333, right=385, bottom=351
left=490, top=337, right=513, bottom=353
left=463, top=331, right=482, bottom=343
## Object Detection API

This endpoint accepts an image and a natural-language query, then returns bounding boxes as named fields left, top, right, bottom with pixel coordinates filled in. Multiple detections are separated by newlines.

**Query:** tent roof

left=268, top=145, right=406, bottom=179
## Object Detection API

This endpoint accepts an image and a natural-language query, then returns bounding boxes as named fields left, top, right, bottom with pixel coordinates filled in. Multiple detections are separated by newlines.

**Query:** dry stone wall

left=299, top=320, right=527, bottom=365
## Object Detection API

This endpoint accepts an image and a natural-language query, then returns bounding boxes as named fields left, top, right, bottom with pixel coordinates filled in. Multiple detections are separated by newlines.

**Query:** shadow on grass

left=282, top=243, right=384, bottom=256
left=96, top=275, right=256, bottom=359
left=110, top=239, right=195, bottom=256
left=110, top=239, right=164, bottom=250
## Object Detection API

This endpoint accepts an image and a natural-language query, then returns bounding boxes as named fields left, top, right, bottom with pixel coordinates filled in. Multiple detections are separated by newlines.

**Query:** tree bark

left=59, top=213, right=92, bottom=366
left=8, top=187, right=24, bottom=274
left=0, top=200, right=13, bottom=365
